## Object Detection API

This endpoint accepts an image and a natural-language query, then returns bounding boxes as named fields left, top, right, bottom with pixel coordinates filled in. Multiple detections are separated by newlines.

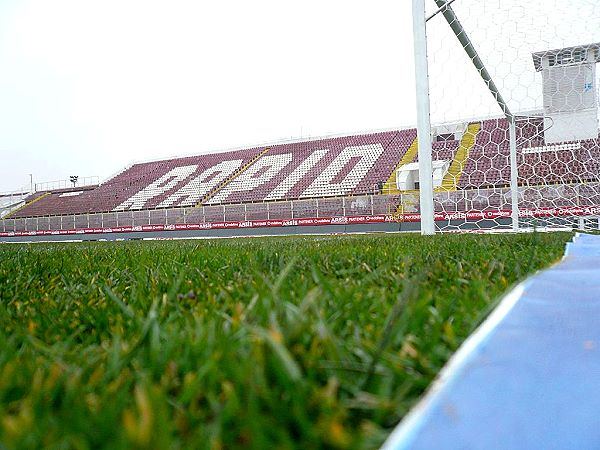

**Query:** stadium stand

left=8, top=148, right=263, bottom=217
left=458, top=118, right=600, bottom=188
left=7, top=130, right=416, bottom=218
left=3, top=117, right=600, bottom=235
left=206, top=130, right=416, bottom=204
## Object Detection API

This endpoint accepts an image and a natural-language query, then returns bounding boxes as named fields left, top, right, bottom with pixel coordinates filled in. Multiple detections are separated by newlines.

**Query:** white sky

left=0, top=0, right=416, bottom=192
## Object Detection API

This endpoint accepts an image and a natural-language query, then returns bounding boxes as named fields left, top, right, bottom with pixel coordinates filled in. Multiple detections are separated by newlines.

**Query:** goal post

left=411, top=0, right=600, bottom=233
left=412, top=0, right=435, bottom=235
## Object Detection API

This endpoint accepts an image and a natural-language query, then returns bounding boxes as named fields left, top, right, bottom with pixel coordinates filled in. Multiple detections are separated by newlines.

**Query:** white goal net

left=412, top=0, right=600, bottom=233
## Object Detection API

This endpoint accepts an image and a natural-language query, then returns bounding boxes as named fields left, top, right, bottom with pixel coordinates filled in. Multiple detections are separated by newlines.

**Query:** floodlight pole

left=430, top=0, right=520, bottom=231
left=412, top=0, right=435, bottom=235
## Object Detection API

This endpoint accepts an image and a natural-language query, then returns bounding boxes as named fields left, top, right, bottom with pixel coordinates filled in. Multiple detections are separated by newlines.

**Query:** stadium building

left=1, top=112, right=599, bottom=241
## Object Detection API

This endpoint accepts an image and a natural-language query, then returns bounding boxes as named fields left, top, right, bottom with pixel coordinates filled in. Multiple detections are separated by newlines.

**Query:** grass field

left=0, top=232, right=571, bottom=449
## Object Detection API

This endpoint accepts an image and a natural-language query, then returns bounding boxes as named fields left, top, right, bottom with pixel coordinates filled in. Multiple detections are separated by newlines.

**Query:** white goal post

left=412, top=0, right=600, bottom=234
left=412, top=0, right=436, bottom=235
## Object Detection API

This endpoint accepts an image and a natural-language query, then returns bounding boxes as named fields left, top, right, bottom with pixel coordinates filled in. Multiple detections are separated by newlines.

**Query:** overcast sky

left=0, top=0, right=417, bottom=192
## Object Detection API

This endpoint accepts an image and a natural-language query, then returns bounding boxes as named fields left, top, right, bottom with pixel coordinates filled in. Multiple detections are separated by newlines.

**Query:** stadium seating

left=206, top=130, right=416, bottom=204
left=458, top=117, right=600, bottom=188
left=8, top=131, right=416, bottom=218
left=9, top=148, right=262, bottom=218
left=4, top=118, right=600, bottom=231
left=431, top=140, right=460, bottom=162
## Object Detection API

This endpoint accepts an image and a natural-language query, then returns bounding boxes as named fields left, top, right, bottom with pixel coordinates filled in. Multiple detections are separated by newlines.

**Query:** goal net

left=412, top=0, right=600, bottom=233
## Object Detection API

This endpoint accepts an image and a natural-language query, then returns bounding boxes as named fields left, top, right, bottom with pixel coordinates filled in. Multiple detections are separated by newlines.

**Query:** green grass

left=0, top=232, right=571, bottom=449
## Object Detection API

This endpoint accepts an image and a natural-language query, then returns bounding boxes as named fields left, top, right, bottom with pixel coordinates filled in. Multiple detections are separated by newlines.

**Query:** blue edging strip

left=382, top=232, right=600, bottom=450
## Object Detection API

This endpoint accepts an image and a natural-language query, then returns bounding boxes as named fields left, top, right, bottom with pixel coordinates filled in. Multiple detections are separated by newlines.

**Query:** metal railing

left=34, top=176, right=100, bottom=192
left=0, top=194, right=399, bottom=233
left=1, top=184, right=599, bottom=234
